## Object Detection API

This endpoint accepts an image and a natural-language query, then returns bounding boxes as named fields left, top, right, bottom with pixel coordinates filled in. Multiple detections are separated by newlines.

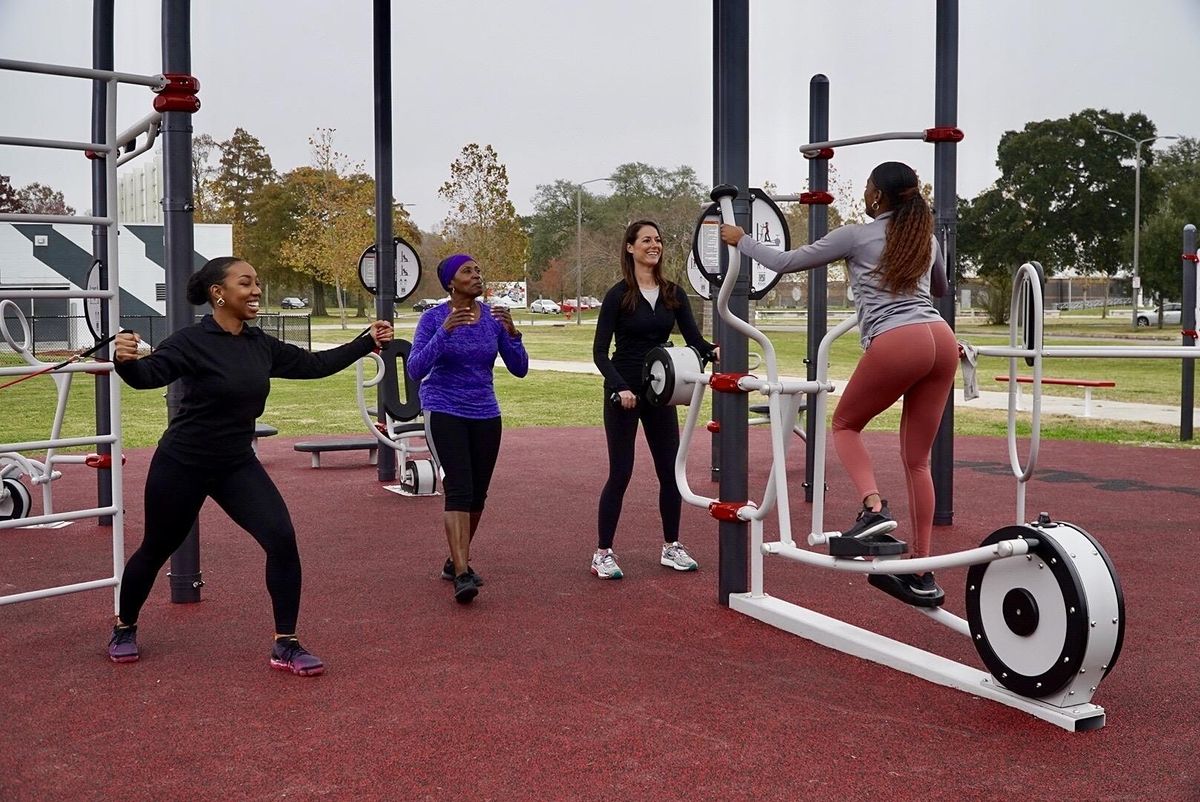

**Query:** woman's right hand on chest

left=442, top=305, right=474, bottom=333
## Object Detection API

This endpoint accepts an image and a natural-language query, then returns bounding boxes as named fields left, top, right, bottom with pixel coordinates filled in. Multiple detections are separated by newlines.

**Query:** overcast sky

left=2, top=1, right=1198, bottom=231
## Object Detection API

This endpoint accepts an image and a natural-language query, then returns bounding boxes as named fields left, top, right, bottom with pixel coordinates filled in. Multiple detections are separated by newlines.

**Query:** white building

left=0, top=222, right=233, bottom=347
left=116, top=149, right=164, bottom=224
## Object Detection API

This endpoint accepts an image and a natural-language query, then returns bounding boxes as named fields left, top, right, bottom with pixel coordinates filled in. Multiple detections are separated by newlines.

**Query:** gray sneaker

left=660, top=541, right=699, bottom=572
left=590, top=549, right=624, bottom=579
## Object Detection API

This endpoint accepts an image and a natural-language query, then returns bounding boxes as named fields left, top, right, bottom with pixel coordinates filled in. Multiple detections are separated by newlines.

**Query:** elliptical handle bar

left=710, top=185, right=780, bottom=384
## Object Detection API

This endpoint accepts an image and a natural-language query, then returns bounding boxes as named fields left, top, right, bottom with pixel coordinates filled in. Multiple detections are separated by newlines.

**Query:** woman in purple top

left=407, top=254, right=528, bottom=604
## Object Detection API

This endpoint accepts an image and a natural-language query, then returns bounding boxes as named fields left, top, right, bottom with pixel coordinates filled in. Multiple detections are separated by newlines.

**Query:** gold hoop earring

left=216, top=297, right=225, bottom=307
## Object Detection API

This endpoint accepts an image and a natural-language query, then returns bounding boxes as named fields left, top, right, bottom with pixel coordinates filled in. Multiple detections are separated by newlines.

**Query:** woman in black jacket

left=590, top=220, right=716, bottom=580
left=106, top=256, right=392, bottom=675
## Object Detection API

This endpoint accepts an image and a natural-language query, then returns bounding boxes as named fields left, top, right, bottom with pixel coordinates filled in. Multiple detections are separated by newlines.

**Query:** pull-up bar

left=800, top=126, right=964, bottom=158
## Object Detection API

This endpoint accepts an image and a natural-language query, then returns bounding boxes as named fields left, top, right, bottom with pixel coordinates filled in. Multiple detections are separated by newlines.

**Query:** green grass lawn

left=2, top=313, right=1194, bottom=450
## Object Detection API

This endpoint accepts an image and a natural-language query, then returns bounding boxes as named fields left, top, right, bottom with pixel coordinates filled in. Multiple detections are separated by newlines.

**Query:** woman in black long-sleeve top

left=590, top=220, right=717, bottom=580
left=106, top=257, right=393, bottom=676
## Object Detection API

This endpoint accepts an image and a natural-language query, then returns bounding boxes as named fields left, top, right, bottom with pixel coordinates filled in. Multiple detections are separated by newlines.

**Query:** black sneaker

left=453, top=572, right=479, bottom=604
left=842, top=501, right=898, bottom=541
left=269, top=637, right=325, bottom=677
left=107, top=624, right=139, bottom=663
left=441, top=558, right=484, bottom=586
left=906, top=572, right=942, bottom=597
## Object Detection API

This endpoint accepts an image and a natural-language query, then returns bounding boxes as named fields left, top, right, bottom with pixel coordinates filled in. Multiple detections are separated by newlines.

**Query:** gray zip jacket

left=737, top=211, right=949, bottom=347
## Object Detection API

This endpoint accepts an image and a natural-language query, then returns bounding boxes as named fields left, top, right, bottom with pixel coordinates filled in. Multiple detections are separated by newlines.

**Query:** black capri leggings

left=118, top=449, right=302, bottom=633
left=425, top=411, right=503, bottom=513
left=597, top=394, right=681, bottom=550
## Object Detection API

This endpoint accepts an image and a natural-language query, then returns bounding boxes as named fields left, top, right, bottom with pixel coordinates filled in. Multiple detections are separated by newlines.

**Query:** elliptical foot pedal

left=867, top=573, right=945, bottom=608
left=828, top=532, right=908, bottom=558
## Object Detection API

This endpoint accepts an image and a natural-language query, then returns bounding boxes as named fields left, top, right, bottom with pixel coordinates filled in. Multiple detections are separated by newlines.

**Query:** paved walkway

left=520, top=358, right=1192, bottom=427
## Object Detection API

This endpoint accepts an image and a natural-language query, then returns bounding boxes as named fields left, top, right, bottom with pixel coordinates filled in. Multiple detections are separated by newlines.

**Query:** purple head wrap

left=437, top=254, right=476, bottom=291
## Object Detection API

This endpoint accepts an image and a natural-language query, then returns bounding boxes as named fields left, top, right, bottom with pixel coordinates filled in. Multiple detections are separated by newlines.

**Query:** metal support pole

left=162, top=0, right=202, bottom=603
left=803, top=75, right=829, bottom=504
left=1132, top=142, right=1144, bottom=321
left=931, top=0, right=959, bottom=526
left=1182, top=224, right=1197, bottom=441
left=713, top=0, right=749, bottom=604
left=373, top=0, right=397, bottom=482
left=91, top=0, right=114, bottom=527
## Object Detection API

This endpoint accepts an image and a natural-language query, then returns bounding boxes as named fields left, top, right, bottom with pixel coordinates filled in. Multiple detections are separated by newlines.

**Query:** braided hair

left=871, top=162, right=933, bottom=295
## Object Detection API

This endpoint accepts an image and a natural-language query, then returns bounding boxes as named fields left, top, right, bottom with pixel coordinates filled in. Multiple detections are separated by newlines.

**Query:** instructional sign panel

left=690, top=187, right=788, bottom=300
left=358, top=236, right=421, bottom=303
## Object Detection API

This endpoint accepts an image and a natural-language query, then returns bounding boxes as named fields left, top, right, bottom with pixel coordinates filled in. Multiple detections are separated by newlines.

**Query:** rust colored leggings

left=831, top=321, right=958, bottom=557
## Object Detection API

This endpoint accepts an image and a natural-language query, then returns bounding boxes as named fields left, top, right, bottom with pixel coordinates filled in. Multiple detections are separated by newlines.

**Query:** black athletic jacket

left=114, top=315, right=375, bottom=465
left=592, top=281, right=714, bottom=396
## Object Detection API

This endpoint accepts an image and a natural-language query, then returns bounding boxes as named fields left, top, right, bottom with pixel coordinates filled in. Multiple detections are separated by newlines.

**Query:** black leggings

left=425, top=412, right=503, bottom=513
left=118, top=450, right=302, bottom=633
left=597, top=395, right=681, bottom=549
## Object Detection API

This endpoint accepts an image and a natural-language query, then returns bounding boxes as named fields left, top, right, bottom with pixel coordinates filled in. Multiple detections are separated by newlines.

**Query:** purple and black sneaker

left=108, top=624, right=139, bottom=663
left=270, top=637, right=325, bottom=677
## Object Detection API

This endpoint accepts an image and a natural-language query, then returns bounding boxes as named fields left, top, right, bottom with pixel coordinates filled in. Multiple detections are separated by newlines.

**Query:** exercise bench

left=993, top=375, right=1116, bottom=418
left=293, top=439, right=380, bottom=468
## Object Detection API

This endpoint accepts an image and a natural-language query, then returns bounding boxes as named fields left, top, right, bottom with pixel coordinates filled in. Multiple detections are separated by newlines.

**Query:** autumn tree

left=0, top=175, right=24, bottom=213
left=438, top=143, right=528, bottom=281
left=192, top=132, right=222, bottom=223
left=12, top=182, right=74, bottom=215
left=281, top=129, right=419, bottom=326
left=212, top=127, right=276, bottom=255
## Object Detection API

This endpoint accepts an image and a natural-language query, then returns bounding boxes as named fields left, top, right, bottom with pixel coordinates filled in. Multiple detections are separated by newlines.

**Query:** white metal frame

left=674, top=195, right=1155, bottom=731
left=0, top=58, right=165, bottom=611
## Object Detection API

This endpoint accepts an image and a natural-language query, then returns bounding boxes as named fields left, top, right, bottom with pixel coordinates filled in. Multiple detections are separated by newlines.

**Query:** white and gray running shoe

left=660, top=541, right=699, bottom=572
left=590, top=549, right=624, bottom=580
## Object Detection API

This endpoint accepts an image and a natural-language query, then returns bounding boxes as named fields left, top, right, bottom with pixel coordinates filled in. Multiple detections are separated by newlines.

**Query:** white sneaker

left=660, top=541, right=699, bottom=572
left=590, top=549, right=624, bottom=580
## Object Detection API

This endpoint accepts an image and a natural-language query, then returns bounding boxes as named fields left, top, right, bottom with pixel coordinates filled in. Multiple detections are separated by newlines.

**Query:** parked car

left=412, top=297, right=448, bottom=312
left=560, top=296, right=600, bottom=313
left=1136, top=302, right=1182, bottom=327
left=280, top=296, right=308, bottom=309
left=530, top=299, right=561, bottom=314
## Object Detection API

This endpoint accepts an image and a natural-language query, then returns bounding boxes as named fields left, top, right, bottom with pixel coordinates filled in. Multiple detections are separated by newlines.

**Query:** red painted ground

left=1, top=428, right=1197, bottom=801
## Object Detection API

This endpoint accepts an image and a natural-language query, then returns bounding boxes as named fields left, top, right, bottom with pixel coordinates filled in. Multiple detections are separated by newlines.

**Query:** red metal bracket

left=85, top=453, right=125, bottom=469
left=706, top=420, right=720, bottom=433
left=802, top=147, right=835, bottom=161
left=924, top=126, right=965, bottom=143
left=709, top=372, right=753, bottom=393
left=799, top=191, right=834, bottom=205
left=152, top=73, right=201, bottom=113
left=708, top=501, right=748, bottom=522
left=1182, top=329, right=1198, bottom=339
left=1183, top=253, right=1198, bottom=263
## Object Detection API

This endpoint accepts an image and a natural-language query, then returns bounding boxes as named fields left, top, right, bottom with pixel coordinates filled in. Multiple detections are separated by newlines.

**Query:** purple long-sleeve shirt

left=407, top=301, right=529, bottom=419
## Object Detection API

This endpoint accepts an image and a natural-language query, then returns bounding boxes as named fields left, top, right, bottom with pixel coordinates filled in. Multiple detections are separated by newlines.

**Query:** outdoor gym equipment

left=643, top=185, right=1125, bottom=731
left=355, top=340, right=438, bottom=497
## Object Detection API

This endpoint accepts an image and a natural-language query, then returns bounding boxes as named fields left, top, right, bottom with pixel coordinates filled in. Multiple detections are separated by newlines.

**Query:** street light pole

left=1097, top=127, right=1179, bottom=328
left=576, top=176, right=614, bottom=326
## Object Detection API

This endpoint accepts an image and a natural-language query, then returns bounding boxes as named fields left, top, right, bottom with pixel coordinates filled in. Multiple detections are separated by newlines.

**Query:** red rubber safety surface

left=1, top=429, right=1198, bottom=801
